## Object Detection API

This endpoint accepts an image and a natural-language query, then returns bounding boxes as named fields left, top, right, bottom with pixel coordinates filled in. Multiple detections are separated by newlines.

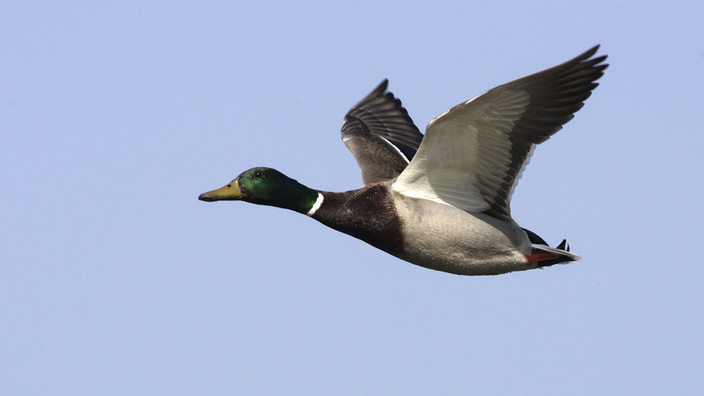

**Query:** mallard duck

left=200, top=46, right=607, bottom=275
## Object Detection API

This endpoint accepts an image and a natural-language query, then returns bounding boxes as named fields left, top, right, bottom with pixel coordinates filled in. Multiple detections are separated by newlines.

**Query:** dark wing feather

left=341, top=79, right=424, bottom=185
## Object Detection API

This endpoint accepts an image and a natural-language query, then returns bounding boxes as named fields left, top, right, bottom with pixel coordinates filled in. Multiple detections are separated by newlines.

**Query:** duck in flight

left=200, top=46, right=607, bottom=275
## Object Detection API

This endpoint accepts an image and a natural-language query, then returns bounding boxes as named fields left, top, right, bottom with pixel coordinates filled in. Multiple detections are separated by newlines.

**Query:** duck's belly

left=393, top=195, right=533, bottom=275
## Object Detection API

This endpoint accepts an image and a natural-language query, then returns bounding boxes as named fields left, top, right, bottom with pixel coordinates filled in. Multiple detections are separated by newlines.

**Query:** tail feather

left=526, top=240, right=581, bottom=267
left=556, top=239, right=571, bottom=252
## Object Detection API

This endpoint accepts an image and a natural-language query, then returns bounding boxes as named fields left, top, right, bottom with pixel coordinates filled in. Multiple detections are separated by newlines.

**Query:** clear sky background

left=2, top=1, right=703, bottom=395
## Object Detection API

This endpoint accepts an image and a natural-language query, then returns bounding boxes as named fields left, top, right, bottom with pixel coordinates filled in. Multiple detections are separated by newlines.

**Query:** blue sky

left=2, top=1, right=703, bottom=395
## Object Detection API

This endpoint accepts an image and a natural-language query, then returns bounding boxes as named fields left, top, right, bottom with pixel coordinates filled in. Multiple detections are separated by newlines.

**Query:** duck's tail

left=526, top=239, right=581, bottom=267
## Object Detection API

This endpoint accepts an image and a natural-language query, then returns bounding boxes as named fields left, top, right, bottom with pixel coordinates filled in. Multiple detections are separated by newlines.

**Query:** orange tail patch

left=526, top=251, right=563, bottom=264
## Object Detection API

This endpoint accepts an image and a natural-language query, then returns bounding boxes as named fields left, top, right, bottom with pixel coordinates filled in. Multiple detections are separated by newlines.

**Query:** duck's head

left=199, top=167, right=318, bottom=214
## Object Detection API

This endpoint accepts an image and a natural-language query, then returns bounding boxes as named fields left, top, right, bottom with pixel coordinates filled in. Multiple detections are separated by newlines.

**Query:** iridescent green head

left=199, top=167, right=319, bottom=214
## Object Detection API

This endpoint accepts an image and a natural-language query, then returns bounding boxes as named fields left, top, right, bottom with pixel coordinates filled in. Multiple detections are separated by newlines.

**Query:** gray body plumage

left=391, top=188, right=533, bottom=275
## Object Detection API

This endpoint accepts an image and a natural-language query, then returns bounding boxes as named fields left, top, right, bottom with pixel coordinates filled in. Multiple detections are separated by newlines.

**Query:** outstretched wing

left=393, top=46, right=608, bottom=220
left=341, top=79, right=424, bottom=186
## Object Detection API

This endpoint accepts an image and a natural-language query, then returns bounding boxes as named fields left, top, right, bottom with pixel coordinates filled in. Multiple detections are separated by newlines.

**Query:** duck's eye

left=253, top=171, right=263, bottom=179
